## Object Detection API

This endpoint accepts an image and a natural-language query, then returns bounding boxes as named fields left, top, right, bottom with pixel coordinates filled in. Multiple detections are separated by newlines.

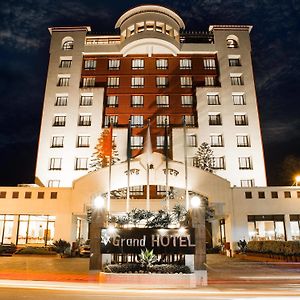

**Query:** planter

left=99, top=271, right=207, bottom=287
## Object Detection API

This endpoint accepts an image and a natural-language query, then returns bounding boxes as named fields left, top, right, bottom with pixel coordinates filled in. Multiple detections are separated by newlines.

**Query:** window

left=245, top=192, right=252, bottom=199
left=241, top=180, right=254, bottom=187
left=203, top=58, right=216, bottom=69
left=129, top=186, right=144, bottom=196
left=12, top=191, right=19, bottom=198
left=132, top=59, right=144, bottom=70
left=77, top=135, right=90, bottom=147
left=234, top=114, right=248, bottom=126
left=180, top=59, right=192, bottom=69
left=49, top=158, right=62, bottom=170
left=232, top=93, right=245, bottom=105
left=271, top=191, right=278, bottom=198
left=80, top=95, right=93, bottom=106
left=209, top=113, right=222, bottom=125
left=75, top=158, right=88, bottom=170
left=25, top=192, right=32, bottom=199
left=181, top=95, right=193, bottom=107
left=239, top=157, right=252, bottom=170
left=107, top=77, right=119, bottom=88
left=210, top=135, right=223, bottom=147
left=131, top=136, right=143, bottom=149
left=156, top=185, right=166, bottom=196
left=298, top=191, right=300, bottom=198
left=156, top=115, right=169, bottom=127
left=204, top=76, right=216, bottom=86
left=131, top=95, right=143, bottom=107
left=51, top=136, right=64, bottom=148
left=60, top=59, right=72, bottom=68
left=62, top=40, right=73, bottom=50
left=37, top=192, right=44, bottom=199
left=104, top=115, right=118, bottom=127
left=0, top=192, right=6, bottom=198
left=131, top=77, right=144, bottom=88
left=57, top=76, right=70, bottom=86
left=213, top=157, right=225, bottom=170
left=230, top=74, right=243, bottom=85
left=284, top=191, right=291, bottom=198
left=156, top=59, right=168, bottom=70
left=187, top=135, right=197, bottom=147
left=156, top=136, right=169, bottom=149
left=131, top=115, right=144, bottom=127
left=107, top=96, right=118, bottom=107
left=229, top=58, right=241, bottom=66
left=156, top=95, right=169, bottom=107
left=78, top=115, right=91, bottom=126
left=237, top=135, right=250, bottom=147
left=156, top=77, right=168, bottom=88
left=108, top=59, right=120, bottom=70
left=82, top=77, right=95, bottom=87
left=53, top=115, right=66, bottom=127
left=50, top=192, right=58, bottom=199
left=48, top=180, right=60, bottom=187
left=55, top=95, right=68, bottom=106
left=258, top=191, right=265, bottom=199
left=180, top=76, right=192, bottom=88
left=184, top=115, right=196, bottom=127
left=84, top=60, right=96, bottom=70
left=226, top=36, right=239, bottom=48
left=207, top=93, right=220, bottom=105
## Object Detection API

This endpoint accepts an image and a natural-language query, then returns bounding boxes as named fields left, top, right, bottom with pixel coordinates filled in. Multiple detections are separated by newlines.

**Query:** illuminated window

left=104, top=115, right=118, bottom=127
left=78, top=114, right=91, bottom=126
left=60, top=59, right=72, bottom=68
left=207, top=93, right=220, bottom=105
left=203, top=58, right=216, bottom=69
left=84, top=60, right=96, bottom=70
left=230, top=74, right=243, bottom=85
left=49, top=158, right=62, bottom=171
left=53, top=115, right=66, bottom=127
left=213, top=157, right=225, bottom=170
left=75, top=158, right=88, bottom=170
left=234, top=114, right=248, bottom=125
left=209, top=113, right=222, bottom=125
left=229, top=57, right=241, bottom=66
left=156, top=95, right=169, bottom=107
left=51, top=136, right=64, bottom=148
left=187, top=135, right=197, bottom=147
left=156, top=59, right=168, bottom=70
left=107, top=77, right=119, bottom=88
left=156, top=77, right=168, bottom=88
left=210, top=135, right=223, bottom=147
left=184, top=115, right=196, bottom=127
left=131, top=95, right=143, bottom=107
left=180, top=76, right=192, bottom=88
left=241, top=180, right=254, bottom=187
left=180, top=59, right=192, bottom=69
left=62, top=40, right=73, bottom=50
left=204, top=76, right=216, bottom=86
left=107, top=95, right=118, bottom=107
left=57, top=76, right=70, bottom=86
left=181, top=95, right=193, bottom=107
left=82, top=77, right=95, bottom=87
left=80, top=95, right=93, bottom=106
left=55, top=95, right=68, bottom=106
left=132, top=59, right=144, bottom=70
left=131, top=136, right=143, bottom=149
left=77, top=135, right=90, bottom=147
left=156, top=136, right=169, bottom=149
left=156, top=115, right=169, bottom=127
left=48, top=180, right=60, bottom=187
left=131, top=115, right=144, bottom=127
left=232, top=93, right=245, bottom=105
left=131, top=77, right=144, bottom=88
left=237, top=135, right=250, bottom=147
left=108, top=59, right=120, bottom=70
left=238, top=157, right=252, bottom=170
left=129, top=186, right=144, bottom=196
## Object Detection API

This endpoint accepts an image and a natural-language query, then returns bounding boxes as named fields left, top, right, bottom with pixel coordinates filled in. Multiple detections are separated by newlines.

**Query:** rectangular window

left=107, top=96, right=119, bottom=107
left=12, top=191, right=19, bottom=198
left=241, top=180, right=254, bottom=187
left=156, top=136, right=169, bottom=149
left=104, top=115, right=118, bottom=127
left=82, top=77, right=95, bottom=87
left=75, top=158, right=88, bottom=170
left=156, top=95, right=169, bottom=107
left=229, top=58, right=241, bottom=67
left=205, top=76, right=216, bottom=86
left=187, top=135, right=197, bottom=147
left=129, top=186, right=144, bottom=196
left=107, top=77, right=120, bottom=88
left=184, top=115, right=196, bottom=127
left=84, top=60, right=96, bottom=70
left=203, top=58, right=216, bottom=69
left=25, top=192, right=32, bottom=199
left=108, top=59, right=120, bottom=70
left=49, top=158, right=62, bottom=170
left=245, top=191, right=252, bottom=199
left=239, top=157, right=252, bottom=170
left=131, top=77, right=144, bottom=88
left=213, top=157, right=225, bottom=170
left=53, top=115, right=66, bottom=127
left=78, top=115, right=91, bottom=126
left=51, top=136, right=64, bottom=148
left=207, top=93, right=220, bottom=105
left=48, top=180, right=60, bottom=187
left=77, top=135, right=90, bottom=147
left=0, top=192, right=6, bottom=198
left=258, top=191, right=265, bottom=199
left=131, top=115, right=144, bottom=127
left=156, top=115, right=169, bottom=127
left=80, top=95, right=93, bottom=106
left=232, top=93, right=245, bottom=105
left=37, top=192, right=44, bottom=199
left=55, top=95, right=68, bottom=106
left=234, top=114, right=248, bottom=126
left=60, top=59, right=72, bottom=68
left=297, top=191, right=300, bottom=198
left=131, top=136, right=143, bottom=149
left=156, top=59, right=168, bottom=69
left=181, top=95, right=193, bottom=107
left=132, top=59, right=144, bottom=70
left=180, top=59, right=192, bottom=69
left=210, top=135, right=223, bottom=147
left=230, top=74, right=243, bottom=85
left=284, top=191, right=291, bottom=198
left=271, top=191, right=278, bottom=198
left=51, top=192, right=58, bottom=199
left=237, top=135, right=250, bottom=147
left=180, top=76, right=192, bottom=88
left=131, top=95, right=144, bottom=107
left=156, top=185, right=166, bottom=195
left=209, top=114, right=222, bottom=125
left=57, top=76, right=70, bottom=86
left=156, top=77, right=168, bottom=88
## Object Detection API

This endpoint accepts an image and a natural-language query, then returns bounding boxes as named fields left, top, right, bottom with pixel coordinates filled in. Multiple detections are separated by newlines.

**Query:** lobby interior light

left=190, top=195, right=201, bottom=208
left=94, top=195, right=105, bottom=209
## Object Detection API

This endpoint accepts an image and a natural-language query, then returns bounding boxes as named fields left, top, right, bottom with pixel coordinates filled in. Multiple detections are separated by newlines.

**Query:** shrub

left=53, top=239, right=71, bottom=257
left=104, top=263, right=141, bottom=273
left=207, top=245, right=221, bottom=254
left=149, top=264, right=191, bottom=274
left=0, top=244, right=17, bottom=256
left=15, top=246, right=56, bottom=255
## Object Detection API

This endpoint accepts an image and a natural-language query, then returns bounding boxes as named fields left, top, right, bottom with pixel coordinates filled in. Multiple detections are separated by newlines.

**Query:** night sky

left=0, top=0, right=299, bottom=186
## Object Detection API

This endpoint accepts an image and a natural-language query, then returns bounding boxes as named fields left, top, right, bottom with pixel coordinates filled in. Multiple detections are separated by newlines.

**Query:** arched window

left=226, top=35, right=239, bottom=48
left=62, top=37, right=74, bottom=50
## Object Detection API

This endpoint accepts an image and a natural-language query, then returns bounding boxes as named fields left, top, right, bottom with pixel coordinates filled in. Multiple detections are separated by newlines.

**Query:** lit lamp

left=94, top=195, right=105, bottom=209
left=190, top=195, right=201, bottom=208
left=295, top=175, right=300, bottom=186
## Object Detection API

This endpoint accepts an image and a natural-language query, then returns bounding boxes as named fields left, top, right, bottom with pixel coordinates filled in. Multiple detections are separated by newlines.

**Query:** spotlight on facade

left=107, top=224, right=117, bottom=235
left=94, top=195, right=105, bottom=209
left=190, top=195, right=201, bottom=208
left=178, top=227, right=186, bottom=236
left=295, top=175, right=300, bottom=186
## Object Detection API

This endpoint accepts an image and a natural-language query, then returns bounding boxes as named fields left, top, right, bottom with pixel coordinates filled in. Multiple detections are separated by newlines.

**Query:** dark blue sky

left=0, top=0, right=299, bottom=186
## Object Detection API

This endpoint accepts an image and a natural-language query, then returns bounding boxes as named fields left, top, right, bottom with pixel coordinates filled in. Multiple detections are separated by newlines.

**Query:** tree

left=89, top=128, right=120, bottom=172
left=193, top=142, right=215, bottom=173
left=53, top=239, right=71, bottom=258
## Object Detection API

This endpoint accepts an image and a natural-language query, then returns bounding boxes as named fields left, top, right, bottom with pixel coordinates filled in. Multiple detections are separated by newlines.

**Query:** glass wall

left=290, top=215, right=300, bottom=240
left=0, top=215, right=14, bottom=244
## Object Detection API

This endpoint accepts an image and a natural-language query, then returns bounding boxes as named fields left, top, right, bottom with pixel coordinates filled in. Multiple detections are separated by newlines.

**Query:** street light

left=190, top=195, right=201, bottom=208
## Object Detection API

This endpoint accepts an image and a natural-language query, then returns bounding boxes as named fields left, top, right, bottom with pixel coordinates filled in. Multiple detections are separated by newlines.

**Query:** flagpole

left=146, top=119, right=151, bottom=210
left=107, top=122, right=113, bottom=212
left=164, top=118, right=169, bottom=211
left=126, top=119, right=131, bottom=212
left=183, top=116, right=189, bottom=210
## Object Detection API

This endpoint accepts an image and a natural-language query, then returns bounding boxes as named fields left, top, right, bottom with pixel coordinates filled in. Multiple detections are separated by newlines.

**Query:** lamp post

left=89, top=195, right=106, bottom=270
